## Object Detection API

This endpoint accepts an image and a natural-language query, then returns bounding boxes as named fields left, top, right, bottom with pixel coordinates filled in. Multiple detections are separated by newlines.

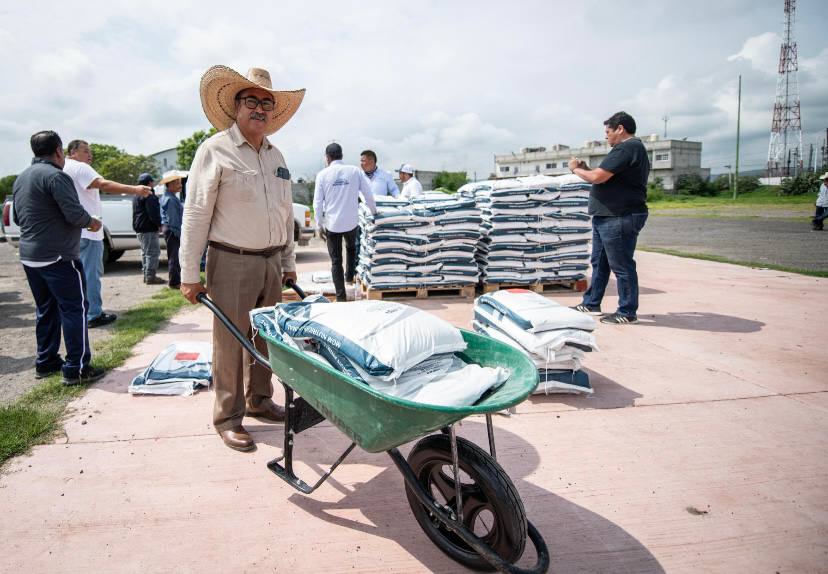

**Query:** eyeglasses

left=235, top=95, right=275, bottom=111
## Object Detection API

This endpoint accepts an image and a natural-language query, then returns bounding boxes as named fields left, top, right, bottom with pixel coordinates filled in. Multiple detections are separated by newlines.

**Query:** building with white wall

left=494, top=135, right=709, bottom=190
left=149, top=147, right=179, bottom=173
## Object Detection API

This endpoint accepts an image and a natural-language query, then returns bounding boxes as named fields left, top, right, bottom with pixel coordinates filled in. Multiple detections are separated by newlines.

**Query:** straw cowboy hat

left=159, top=170, right=187, bottom=186
left=820, top=171, right=828, bottom=180
left=199, top=65, right=305, bottom=135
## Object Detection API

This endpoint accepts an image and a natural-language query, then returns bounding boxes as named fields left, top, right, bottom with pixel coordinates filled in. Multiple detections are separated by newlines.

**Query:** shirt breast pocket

left=227, top=169, right=258, bottom=203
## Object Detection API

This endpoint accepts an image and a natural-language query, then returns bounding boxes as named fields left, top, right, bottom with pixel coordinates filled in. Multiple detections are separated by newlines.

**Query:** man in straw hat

left=158, top=170, right=185, bottom=288
left=179, top=65, right=305, bottom=452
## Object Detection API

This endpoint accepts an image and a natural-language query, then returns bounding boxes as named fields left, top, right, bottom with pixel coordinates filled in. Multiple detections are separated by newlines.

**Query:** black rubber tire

left=108, top=249, right=125, bottom=263
left=101, top=240, right=111, bottom=271
left=404, top=434, right=527, bottom=571
left=293, top=220, right=300, bottom=242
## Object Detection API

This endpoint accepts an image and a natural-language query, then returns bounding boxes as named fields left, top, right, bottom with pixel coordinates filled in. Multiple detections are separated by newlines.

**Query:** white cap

left=397, top=163, right=415, bottom=175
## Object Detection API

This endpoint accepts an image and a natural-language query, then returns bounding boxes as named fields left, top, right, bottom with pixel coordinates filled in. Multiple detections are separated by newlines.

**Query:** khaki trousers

left=206, top=245, right=283, bottom=431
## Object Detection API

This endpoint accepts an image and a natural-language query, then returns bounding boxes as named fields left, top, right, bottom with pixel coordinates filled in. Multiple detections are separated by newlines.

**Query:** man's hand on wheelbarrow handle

left=181, top=282, right=207, bottom=304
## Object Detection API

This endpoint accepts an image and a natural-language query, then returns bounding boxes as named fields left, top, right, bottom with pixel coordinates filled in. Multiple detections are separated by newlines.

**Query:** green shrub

left=712, top=174, right=730, bottom=192
left=779, top=172, right=820, bottom=196
left=647, top=176, right=665, bottom=201
left=674, top=173, right=715, bottom=196
left=736, top=176, right=760, bottom=193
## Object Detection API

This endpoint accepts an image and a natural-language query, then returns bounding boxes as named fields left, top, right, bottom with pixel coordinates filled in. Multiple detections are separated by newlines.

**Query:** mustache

left=249, top=112, right=267, bottom=121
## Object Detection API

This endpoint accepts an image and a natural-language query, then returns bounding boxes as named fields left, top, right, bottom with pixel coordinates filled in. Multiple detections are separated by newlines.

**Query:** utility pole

left=734, top=75, right=741, bottom=200
left=662, top=116, right=669, bottom=139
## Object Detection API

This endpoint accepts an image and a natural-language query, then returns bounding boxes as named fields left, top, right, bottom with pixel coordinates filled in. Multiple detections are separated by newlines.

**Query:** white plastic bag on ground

left=477, top=290, right=595, bottom=333
left=129, top=341, right=212, bottom=396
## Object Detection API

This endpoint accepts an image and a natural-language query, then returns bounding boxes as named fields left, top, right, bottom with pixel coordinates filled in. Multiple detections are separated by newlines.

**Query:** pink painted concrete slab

left=1, top=247, right=826, bottom=573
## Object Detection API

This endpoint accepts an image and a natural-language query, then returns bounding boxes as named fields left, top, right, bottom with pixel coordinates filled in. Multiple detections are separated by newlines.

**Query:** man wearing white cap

left=398, top=163, right=423, bottom=200
left=179, top=65, right=305, bottom=452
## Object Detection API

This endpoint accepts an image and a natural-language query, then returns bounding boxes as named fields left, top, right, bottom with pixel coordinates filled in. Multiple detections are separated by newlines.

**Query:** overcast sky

left=1, top=0, right=826, bottom=181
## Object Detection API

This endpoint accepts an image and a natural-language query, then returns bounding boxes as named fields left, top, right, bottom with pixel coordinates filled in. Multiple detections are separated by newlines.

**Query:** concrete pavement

left=1, top=248, right=826, bottom=573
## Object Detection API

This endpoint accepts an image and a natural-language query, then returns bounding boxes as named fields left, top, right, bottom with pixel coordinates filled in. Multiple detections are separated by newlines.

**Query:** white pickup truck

left=1, top=194, right=315, bottom=265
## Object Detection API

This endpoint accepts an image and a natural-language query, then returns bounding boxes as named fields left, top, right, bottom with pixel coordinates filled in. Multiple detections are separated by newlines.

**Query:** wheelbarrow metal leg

left=485, top=413, right=497, bottom=460
left=448, top=424, right=464, bottom=524
left=267, top=384, right=354, bottom=494
left=388, top=447, right=550, bottom=574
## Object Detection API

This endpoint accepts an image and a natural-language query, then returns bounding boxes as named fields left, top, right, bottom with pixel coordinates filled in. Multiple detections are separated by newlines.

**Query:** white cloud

left=728, top=32, right=780, bottom=74
left=0, top=2, right=826, bottom=180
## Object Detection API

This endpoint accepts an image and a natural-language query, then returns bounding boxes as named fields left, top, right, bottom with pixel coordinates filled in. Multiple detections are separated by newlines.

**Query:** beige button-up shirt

left=179, top=123, right=296, bottom=284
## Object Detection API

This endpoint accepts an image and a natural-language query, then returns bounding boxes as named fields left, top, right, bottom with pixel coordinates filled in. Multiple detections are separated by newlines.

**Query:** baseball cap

left=397, top=163, right=415, bottom=174
left=137, top=173, right=154, bottom=185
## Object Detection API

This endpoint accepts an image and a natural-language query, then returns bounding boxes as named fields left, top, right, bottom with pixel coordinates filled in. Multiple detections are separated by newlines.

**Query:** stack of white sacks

left=250, top=297, right=508, bottom=407
left=357, top=191, right=481, bottom=290
left=472, top=289, right=598, bottom=394
left=460, top=174, right=592, bottom=286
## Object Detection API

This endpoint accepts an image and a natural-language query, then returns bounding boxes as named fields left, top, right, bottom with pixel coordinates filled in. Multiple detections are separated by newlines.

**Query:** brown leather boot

left=217, top=425, right=255, bottom=452
left=246, top=397, right=286, bottom=422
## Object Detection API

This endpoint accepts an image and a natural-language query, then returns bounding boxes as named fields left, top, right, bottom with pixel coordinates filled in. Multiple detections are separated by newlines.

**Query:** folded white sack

left=476, top=289, right=595, bottom=333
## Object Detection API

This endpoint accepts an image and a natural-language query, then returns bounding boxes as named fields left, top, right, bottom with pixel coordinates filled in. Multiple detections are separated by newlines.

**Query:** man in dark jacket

left=132, top=173, right=165, bottom=284
left=12, top=130, right=106, bottom=385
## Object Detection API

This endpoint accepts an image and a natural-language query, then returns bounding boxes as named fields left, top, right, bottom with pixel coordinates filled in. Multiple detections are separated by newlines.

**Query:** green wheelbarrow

left=198, top=282, right=549, bottom=573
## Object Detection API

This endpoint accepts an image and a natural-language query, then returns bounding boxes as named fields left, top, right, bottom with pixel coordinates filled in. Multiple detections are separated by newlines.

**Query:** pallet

left=482, top=279, right=587, bottom=294
left=360, top=283, right=476, bottom=301
left=280, top=290, right=336, bottom=302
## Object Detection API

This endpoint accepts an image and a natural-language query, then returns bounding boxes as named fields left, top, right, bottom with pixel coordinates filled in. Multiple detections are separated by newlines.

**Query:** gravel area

left=0, top=244, right=170, bottom=405
left=639, top=216, right=828, bottom=272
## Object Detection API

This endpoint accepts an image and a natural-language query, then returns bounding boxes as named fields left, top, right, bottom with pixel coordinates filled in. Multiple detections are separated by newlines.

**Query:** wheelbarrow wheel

left=404, top=434, right=527, bottom=571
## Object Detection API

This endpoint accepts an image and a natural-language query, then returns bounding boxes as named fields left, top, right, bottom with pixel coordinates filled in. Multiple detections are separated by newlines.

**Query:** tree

left=177, top=128, right=217, bottom=171
left=432, top=171, right=468, bottom=193
left=0, top=174, right=17, bottom=200
left=89, top=143, right=125, bottom=171
left=96, top=154, right=158, bottom=185
left=674, top=173, right=715, bottom=196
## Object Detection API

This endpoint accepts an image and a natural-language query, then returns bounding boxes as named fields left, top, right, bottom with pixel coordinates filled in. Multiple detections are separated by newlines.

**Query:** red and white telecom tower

left=767, top=0, right=803, bottom=177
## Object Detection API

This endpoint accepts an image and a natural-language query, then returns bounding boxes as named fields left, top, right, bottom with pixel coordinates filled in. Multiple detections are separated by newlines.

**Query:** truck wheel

left=102, top=241, right=110, bottom=270
left=108, top=249, right=125, bottom=263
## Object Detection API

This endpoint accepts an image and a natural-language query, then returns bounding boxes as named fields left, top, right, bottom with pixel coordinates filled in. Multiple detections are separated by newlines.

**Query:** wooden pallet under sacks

left=482, top=278, right=588, bottom=294
left=360, top=282, right=476, bottom=300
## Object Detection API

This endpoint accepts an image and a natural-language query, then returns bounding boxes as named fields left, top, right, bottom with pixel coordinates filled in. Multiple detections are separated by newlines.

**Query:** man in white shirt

left=398, top=164, right=423, bottom=200
left=813, top=171, right=828, bottom=231
left=360, top=150, right=398, bottom=197
left=63, top=140, right=152, bottom=327
left=314, top=143, right=377, bottom=301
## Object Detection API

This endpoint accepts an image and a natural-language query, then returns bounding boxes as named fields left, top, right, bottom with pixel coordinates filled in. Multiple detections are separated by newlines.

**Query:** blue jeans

left=22, top=259, right=91, bottom=378
left=581, top=213, right=648, bottom=317
left=79, top=238, right=104, bottom=320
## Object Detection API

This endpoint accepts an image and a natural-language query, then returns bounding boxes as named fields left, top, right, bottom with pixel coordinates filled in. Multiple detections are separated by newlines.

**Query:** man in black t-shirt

left=568, top=111, right=650, bottom=324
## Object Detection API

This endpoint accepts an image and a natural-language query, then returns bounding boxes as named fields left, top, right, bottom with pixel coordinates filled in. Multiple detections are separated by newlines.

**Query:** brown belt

left=208, top=241, right=284, bottom=258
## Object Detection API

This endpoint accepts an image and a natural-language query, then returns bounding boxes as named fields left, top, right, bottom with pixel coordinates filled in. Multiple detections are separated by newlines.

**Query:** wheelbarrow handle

left=196, top=292, right=272, bottom=372
left=284, top=278, right=307, bottom=300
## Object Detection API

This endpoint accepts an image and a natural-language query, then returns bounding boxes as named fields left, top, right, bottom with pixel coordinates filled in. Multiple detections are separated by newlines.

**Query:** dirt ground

left=0, top=244, right=169, bottom=405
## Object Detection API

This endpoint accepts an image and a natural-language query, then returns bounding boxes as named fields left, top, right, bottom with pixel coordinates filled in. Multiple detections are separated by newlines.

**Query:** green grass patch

left=648, top=186, right=816, bottom=210
left=640, top=246, right=828, bottom=278
left=0, top=287, right=191, bottom=467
